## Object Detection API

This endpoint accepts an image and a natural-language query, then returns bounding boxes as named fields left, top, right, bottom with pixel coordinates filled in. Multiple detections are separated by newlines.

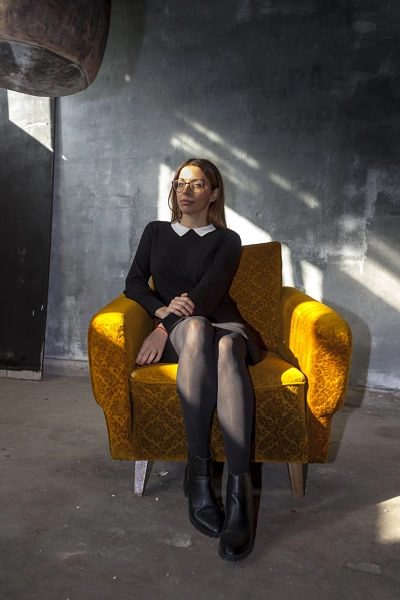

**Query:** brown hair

left=168, top=158, right=227, bottom=228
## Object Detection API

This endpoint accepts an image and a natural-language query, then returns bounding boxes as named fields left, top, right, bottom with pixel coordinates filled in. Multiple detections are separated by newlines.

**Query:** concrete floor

left=0, top=376, right=399, bottom=600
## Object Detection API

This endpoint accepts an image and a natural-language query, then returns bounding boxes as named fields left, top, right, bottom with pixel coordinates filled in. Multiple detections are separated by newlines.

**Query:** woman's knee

left=179, top=317, right=214, bottom=350
left=185, top=316, right=213, bottom=337
left=217, top=333, right=247, bottom=365
left=171, top=317, right=214, bottom=356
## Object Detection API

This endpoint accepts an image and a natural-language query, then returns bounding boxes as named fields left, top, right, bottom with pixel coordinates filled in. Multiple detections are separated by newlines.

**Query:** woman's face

left=175, top=165, right=218, bottom=224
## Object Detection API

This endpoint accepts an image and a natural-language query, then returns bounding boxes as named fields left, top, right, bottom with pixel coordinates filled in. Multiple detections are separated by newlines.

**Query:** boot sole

left=218, top=542, right=254, bottom=561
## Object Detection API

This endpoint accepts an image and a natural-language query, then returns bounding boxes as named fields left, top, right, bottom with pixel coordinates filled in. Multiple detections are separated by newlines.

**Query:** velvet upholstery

left=88, top=242, right=352, bottom=490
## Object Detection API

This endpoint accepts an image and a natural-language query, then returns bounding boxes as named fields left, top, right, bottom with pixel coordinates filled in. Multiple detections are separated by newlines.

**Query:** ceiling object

left=0, top=0, right=111, bottom=96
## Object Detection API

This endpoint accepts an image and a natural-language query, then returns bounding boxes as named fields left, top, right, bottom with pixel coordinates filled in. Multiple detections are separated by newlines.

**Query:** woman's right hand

left=136, top=327, right=168, bottom=366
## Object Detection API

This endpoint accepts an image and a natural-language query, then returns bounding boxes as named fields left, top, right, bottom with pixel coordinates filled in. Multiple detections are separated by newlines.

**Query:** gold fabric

left=230, top=241, right=282, bottom=353
left=279, top=286, right=352, bottom=462
left=88, top=242, right=352, bottom=465
left=88, top=295, right=153, bottom=459
left=130, top=353, right=307, bottom=462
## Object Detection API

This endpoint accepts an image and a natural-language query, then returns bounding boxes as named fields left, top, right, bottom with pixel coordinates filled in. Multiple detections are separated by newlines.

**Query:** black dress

left=124, top=221, right=264, bottom=364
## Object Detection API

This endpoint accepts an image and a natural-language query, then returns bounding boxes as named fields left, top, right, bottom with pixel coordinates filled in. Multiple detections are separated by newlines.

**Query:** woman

left=124, top=158, right=264, bottom=561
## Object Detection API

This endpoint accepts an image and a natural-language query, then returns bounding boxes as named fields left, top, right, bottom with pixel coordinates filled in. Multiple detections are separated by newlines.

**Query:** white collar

left=171, top=222, right=216, bottom=237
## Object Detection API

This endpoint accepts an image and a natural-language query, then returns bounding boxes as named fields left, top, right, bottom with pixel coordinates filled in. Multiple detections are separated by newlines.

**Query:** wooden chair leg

left=133, top=460, right=152, bottom=496
left=287, top=462, right=308, bottom=497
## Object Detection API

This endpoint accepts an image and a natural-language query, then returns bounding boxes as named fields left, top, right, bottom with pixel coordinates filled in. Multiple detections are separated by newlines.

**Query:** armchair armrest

left=88, top=294, right=153, bottom=459
left=280, top=286, right=352, bottom=462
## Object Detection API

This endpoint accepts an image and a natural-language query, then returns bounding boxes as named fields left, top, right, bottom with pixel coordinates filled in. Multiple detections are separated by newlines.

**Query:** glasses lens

left=172, top=180, right=184, bottom=192
left=189, top=180, right=205, bottom=193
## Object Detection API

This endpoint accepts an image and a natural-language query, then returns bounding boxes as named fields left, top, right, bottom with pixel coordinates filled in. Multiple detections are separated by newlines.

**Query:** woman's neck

left=180, top=215, right=210, bottom=229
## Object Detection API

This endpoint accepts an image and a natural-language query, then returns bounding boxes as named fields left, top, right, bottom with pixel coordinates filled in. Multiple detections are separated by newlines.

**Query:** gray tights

left=169, top=317, right=254, bottom=475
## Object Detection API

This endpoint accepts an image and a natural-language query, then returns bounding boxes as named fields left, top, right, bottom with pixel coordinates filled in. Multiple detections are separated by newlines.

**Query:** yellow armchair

left=88, top=242, right=352, bottom=497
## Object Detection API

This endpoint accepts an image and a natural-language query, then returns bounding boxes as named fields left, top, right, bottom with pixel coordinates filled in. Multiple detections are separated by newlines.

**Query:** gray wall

left=44, top=0, right=400, bottom=389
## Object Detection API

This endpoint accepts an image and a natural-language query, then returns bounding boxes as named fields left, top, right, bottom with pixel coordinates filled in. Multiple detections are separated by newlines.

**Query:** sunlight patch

left=7, top=90, right=52, bottom=152
left=377, top=497, right=400, bottom=544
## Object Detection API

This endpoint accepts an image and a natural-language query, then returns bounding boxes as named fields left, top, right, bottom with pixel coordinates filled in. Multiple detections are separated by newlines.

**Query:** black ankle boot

left=219, top=472, right=254, bottom=561
left=183, top=455, right=225, bottom=538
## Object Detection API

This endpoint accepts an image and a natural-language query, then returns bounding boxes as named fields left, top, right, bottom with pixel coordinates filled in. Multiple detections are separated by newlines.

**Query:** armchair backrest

left=229, top=242, right=282, bottom=353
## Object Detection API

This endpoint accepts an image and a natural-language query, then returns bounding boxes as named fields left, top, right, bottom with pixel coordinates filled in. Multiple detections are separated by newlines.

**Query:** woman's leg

left=169, top=317, right=218, bottom=458
left=214, top=331, right=254, bottom=474
left=214, top=331, right=255, bottom=561
left=169, top=317, right=224, bottom=537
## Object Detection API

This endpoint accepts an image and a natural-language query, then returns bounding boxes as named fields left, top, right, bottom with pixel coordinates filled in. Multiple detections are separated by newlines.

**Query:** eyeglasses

left=172, top=179, right=207, bottom=193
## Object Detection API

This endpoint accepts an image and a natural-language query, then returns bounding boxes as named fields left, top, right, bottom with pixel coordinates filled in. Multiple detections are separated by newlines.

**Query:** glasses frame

left=172, top=178, right=208, bottom=194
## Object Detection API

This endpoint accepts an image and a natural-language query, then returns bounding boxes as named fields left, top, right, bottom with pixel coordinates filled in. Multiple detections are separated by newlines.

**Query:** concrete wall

left=44, top=0, right=400, bottom=389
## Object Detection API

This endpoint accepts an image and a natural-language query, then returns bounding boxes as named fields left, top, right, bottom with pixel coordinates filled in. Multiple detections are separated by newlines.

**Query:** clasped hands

left=135, top=293, right=195, bottom=366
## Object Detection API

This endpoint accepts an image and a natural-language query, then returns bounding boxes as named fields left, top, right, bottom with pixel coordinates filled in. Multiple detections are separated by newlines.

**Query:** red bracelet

left=157, top=324, right=168, bottom=336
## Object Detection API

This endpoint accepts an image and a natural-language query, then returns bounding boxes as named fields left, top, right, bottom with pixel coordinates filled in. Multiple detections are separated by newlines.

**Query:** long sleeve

left=123, top=223, right=164, bottom=317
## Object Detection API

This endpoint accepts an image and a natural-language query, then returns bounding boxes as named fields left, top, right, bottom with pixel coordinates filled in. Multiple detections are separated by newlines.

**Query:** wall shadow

left=0, top=89, right=54, bottom=374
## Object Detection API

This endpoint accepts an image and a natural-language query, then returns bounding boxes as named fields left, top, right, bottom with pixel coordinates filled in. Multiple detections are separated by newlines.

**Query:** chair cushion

left=230, top=242, right=282, bottom=353
left=129, top=353, right=307, bottom=462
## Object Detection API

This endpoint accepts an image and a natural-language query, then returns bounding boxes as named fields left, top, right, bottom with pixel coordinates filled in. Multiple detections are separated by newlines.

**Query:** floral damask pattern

left=230, top=241, right=282, bottom=353
left=88, top=242, right=352, bottom=472
left=279, top=286, right=353, bottom=461
left=130, top=353, right=308, bottom=462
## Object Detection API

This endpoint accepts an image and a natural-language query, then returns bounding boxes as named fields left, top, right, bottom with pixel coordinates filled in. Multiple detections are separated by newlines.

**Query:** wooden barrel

left=0, top=0, right=111, bottom=96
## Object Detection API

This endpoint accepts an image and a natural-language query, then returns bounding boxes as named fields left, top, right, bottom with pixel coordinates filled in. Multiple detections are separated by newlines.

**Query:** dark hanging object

left=0, top=0, right=111, bottom=96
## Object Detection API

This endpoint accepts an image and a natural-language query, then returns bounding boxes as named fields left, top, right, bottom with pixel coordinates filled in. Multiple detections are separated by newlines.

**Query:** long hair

left=168, top=158, right=227, bottom=229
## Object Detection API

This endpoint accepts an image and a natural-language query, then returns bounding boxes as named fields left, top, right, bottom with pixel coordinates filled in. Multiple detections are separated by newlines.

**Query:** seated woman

left=123, top=157, right=264, bottom=561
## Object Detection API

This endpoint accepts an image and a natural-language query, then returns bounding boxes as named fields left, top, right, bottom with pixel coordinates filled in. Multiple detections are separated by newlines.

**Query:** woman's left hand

left=136, top=328, right=168, bottom=366
left=166, top=292, right=195, bottom=317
